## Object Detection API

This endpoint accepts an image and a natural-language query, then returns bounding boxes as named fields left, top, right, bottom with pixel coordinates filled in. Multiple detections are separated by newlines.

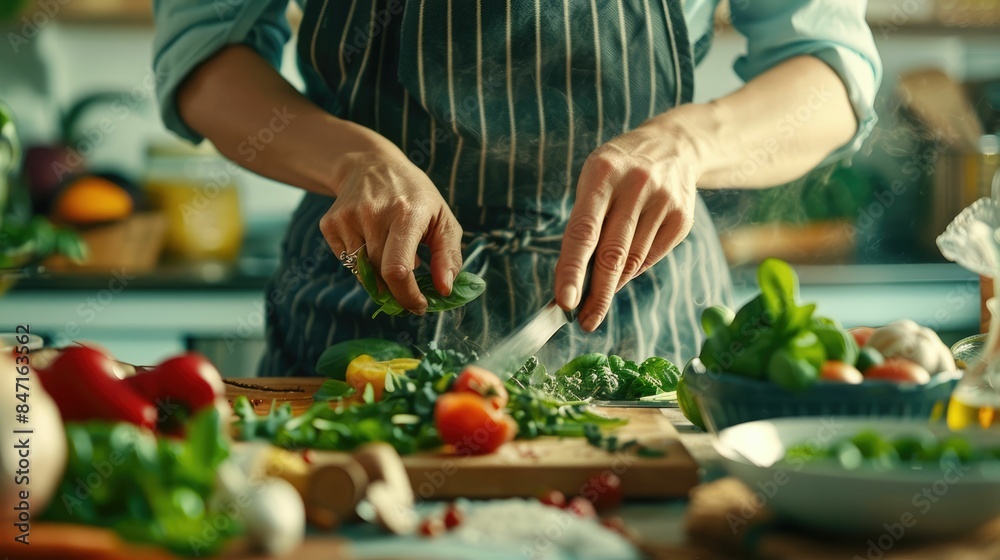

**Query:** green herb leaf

left=313, top=379, right=357, bottom=401
left=757, top=257, right=797, bottom=318
left=353, top=247, right=486, bottom=317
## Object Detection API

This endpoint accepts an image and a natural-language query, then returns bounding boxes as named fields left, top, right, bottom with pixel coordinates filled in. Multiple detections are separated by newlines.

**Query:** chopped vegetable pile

left=781, top=429, right=1000, bottom=471
left=234, top=344, right=630, bottom=455
left=512, top=353, right=679, bottom=401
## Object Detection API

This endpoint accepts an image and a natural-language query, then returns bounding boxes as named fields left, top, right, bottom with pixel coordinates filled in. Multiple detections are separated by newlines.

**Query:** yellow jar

left=145, top=143, right=244, bottom=263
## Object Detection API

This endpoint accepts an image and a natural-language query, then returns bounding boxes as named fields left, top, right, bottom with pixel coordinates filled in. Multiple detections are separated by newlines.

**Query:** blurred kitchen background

left=0, top=0, right=998, bottom=373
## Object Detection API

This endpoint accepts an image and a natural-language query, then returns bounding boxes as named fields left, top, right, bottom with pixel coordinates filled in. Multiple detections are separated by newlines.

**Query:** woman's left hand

left=554, top=115, right=702, bottom=332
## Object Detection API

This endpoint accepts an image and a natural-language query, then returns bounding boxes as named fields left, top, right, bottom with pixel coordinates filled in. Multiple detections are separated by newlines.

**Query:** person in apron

left=153, top=0, right=881, bottom=376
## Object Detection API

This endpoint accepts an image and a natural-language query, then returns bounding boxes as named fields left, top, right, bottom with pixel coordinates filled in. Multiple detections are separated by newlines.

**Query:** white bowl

left=715, top=417, right=1000, bottom=538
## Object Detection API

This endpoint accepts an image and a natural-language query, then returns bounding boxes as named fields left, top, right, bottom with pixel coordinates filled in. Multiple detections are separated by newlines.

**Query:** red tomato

left=582, top=471, right=623, bottom=511
left=537, top=489, right=567, bottom=508
left=820, top=361, right=864, bottom=384
left=451, top=365, right=509, bottom=409
left=419, top=516, right=446, bottom=537
left=863, top=358, right=931, bottom=384
left=849, top=327, right=876, bottom=348
left=443, top=504, right=464, bottom=529
left=434, top=393, right=516, bottom=455
left=566, top=496, right=597, bottom=519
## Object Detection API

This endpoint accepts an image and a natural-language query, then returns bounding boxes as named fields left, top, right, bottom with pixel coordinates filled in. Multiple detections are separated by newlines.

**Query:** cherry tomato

left=849, top=327, right=876, bottom=348
left=443, top=504, right=464, bottom=529
left=451, top=366, right=509, bottom=409
left=566, top=496, right=597, bottom=519
left=863, top=358, right=931, bottom=384
left=419, top=516, right=446, bottom=537
left=820, top=360, right=864, bottom=384
left=582, top=471, right=623, bottom=511
left=537, top=489, right=567, bottom=508
left=434, top=393, right=516, bottom=455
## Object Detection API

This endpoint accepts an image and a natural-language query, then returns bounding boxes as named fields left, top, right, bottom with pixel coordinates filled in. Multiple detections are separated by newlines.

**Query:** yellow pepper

left=345, top=355, right=421, bottom=401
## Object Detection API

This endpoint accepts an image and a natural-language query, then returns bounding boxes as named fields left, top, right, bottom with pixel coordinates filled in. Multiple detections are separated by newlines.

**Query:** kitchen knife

left=476, top=266, right=593, bottom=380
left=474, top=299, right=575, bottom=380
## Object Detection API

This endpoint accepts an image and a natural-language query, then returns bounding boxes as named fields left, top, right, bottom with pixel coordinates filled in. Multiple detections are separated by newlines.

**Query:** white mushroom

left=214, top=457, right=306, bottom=555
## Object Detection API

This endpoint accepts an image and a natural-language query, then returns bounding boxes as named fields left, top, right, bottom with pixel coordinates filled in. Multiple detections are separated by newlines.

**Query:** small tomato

left=849, top=326, right=876, bottom=348
left=820, top=360, right=864, bottom=384
left=863, top=358, right=931, bottom=384
left=434, top=393, right=516, bottom=455
left=451, top=365, right=509, bottom=409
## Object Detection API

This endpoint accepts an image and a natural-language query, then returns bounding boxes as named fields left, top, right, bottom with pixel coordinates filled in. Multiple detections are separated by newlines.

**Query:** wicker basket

left=45, top=212, right=166, bottom=273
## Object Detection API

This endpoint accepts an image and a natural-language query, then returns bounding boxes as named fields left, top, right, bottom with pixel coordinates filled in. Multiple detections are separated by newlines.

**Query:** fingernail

left=448, top=270, right=457, bottom=291
left=560, top=284, right=580, bottom=309
left=582, top=312, right=603, bottom=332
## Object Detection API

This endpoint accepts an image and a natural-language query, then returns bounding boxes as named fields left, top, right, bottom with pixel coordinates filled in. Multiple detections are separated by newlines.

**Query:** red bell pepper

left=36, top=346, right=157, bottom=430
left=123, top=352, right=225, bottom=434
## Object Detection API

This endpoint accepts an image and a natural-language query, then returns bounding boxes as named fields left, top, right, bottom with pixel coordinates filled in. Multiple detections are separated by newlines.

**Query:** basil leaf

left=639, top=356, right=681, bottom=392
left=355, top=247, right=486, bottom=317
left=813, top=325, right=859, bottom=364
left=373, top=297, right=406, bottom=318
left=354, top=246, right=381, bottom=298
left=767, top=347, right=820, bottom=391
left=757, top=257, right=797, bottom=318
left=785, top=302, right=817, bottom=332
left=416, top=272, right=486, bottom=312
left=313, top=379, right=357, bottom=401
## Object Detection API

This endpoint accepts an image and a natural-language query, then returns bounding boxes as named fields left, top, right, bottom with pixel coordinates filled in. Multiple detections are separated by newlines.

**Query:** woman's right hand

left=320, top=147, right=464, bottom=315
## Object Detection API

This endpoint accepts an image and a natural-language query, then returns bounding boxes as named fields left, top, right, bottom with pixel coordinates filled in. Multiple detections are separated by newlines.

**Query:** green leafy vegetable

left=692, top=258, right=863, bottom=391
left=526, top=352, right=680, bottom=401
left=313, top=379, right=356, bottom=401
left=353, top=246, right=486, bottom=317
left=42, top=408, right=239, bottom=556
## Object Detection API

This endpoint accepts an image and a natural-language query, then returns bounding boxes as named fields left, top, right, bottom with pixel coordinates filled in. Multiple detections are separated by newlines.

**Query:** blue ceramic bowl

left=683, top=358, right=963, bottom=432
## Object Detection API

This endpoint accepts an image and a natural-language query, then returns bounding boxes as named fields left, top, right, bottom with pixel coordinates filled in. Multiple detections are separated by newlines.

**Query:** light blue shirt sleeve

left=151, top=0, right=292, bottom=143
left=728, top=0, right=883, bottom=165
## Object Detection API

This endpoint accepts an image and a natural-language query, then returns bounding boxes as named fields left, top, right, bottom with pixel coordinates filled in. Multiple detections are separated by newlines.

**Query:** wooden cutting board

left=224, top=378, right=700, bottom=500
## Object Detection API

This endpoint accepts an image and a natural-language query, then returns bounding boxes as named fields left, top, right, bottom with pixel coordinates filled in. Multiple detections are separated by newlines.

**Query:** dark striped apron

left=260, top=0, right=733, bottom=376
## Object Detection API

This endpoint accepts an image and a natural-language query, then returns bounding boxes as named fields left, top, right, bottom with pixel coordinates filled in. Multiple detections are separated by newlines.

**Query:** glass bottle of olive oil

left=948, top=384, right=999, bottom=430
left=947, top=299, right=1000, bottom=431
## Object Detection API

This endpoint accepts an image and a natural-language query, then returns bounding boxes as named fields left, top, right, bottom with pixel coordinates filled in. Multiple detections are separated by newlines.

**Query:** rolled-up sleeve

left=152, top=0, right=292, bottom=143
left=729, top=0, right=882, bottom=165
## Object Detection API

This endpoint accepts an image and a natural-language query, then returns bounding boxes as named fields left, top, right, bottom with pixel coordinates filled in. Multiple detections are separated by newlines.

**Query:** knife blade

left=474, top=299, right=574, bottom=380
